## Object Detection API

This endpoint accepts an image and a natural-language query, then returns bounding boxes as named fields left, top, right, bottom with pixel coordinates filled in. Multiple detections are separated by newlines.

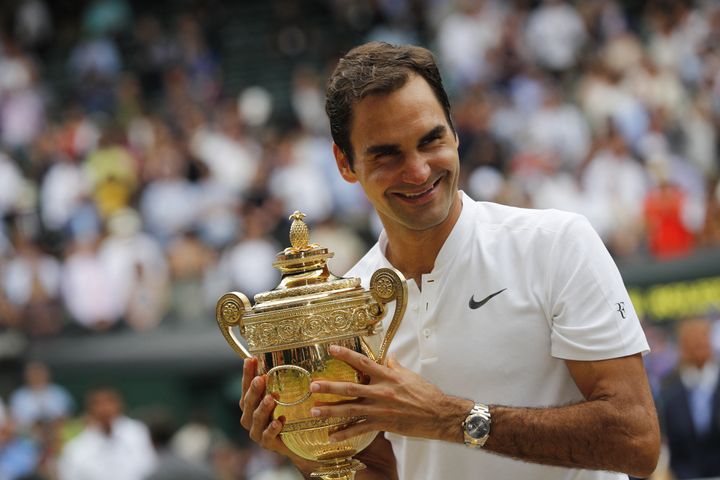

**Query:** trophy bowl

left=216, top=212, right=407, bottom=480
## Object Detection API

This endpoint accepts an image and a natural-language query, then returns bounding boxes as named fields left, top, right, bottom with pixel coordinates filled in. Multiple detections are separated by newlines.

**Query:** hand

left=238, top=357, right=288, bottom=455
left=308, top=345, right=472, bottom=444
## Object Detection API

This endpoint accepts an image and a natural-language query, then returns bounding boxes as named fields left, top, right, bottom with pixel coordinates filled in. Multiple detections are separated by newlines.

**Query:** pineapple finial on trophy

left=286, top=211, right=318, bottom=254
left=289, top=211, right=308, bottom=248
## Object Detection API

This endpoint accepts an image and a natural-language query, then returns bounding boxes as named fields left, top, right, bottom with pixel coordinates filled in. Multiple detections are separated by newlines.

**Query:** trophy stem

left=309, top=459, right=365, bottom=480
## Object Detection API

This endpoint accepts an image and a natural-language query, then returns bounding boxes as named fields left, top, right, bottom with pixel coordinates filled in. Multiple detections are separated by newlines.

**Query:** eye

left=373, top=151, right=400, bottom=164
left=420, top=135, right=442, bottom=148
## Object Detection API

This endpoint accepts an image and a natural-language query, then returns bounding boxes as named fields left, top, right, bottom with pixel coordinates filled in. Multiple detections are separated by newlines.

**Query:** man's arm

left=310, top=347, right=660, bottom=478
left=484, top=354, right=660, bottom=477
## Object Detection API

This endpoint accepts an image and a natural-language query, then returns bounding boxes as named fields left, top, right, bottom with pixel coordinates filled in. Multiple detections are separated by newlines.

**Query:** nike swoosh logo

left=469, top=288, right=507, bottom=309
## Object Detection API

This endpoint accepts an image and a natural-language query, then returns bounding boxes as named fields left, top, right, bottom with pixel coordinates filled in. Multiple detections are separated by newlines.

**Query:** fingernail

left=329, top=345, right=339, bottom=354
left=328, top=435, right=338, bottom=443
left=253, top=377, right=261, bottom=387
left=264, top=395, right=274, bottom=406
left=272, top=420, right=280, bottom=429
left=311, top=408, right=321, bottom=417
left=310, top=382, right=320, bottom=393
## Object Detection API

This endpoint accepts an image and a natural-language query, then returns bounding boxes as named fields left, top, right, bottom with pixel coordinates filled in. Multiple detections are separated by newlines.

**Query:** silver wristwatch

left=462, top=403, right=491, bottom=448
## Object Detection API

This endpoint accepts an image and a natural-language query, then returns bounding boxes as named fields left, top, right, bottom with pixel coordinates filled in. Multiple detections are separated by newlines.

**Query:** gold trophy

left=216, top=211, right=407, bottom=480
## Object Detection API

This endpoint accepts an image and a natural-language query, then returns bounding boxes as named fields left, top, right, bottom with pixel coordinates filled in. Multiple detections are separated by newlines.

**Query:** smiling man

left=239, top=42, right=660, bottom=480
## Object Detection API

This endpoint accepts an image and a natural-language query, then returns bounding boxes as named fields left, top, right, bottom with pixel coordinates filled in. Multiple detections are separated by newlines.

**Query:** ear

left=333, top=143, right=358, bottom=183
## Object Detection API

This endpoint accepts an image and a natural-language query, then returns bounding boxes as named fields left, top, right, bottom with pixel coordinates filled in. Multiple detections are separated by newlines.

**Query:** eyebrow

left=418, top=125, right=447, bottom=145
left=363, top=125, right=448, bottom=157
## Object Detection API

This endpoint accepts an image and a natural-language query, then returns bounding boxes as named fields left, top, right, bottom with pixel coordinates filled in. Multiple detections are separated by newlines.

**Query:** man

left=240, top=42, right=660, bottom=479
left=143, top=410, right=215, bottom=480
left=58, top=388, right=156, bottom=480
left=659, top=317, right=720, bottom=479
left=9, top=362, right=74, bottom=431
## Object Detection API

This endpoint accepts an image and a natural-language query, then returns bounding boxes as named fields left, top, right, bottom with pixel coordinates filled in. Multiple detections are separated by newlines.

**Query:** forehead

left=349, top=75, right=447, bottom=150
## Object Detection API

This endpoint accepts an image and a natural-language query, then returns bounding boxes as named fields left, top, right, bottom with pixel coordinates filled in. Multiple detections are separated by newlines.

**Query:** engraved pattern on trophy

left=214, top=212, right=408, bottom=480
left=243, top=302, right=383, bottom=352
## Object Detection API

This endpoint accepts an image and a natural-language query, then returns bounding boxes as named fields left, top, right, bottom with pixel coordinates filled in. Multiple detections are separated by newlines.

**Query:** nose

left=400, top=151, right=431, bottom=185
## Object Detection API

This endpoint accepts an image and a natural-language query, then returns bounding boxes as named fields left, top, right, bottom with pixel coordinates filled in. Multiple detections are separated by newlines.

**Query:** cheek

left=365, top=168, right=394, bottom=192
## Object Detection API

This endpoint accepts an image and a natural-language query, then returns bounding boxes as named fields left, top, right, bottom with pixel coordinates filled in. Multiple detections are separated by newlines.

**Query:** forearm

left=482, top=399, right=658, bottom=477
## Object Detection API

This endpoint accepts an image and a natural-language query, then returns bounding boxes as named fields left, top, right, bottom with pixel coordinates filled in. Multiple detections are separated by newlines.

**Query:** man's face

left=88, top=391, right=122, bottom=431
left=334, top=74, right=460, bottom=234
left=679, top=320, right=713, bottom=369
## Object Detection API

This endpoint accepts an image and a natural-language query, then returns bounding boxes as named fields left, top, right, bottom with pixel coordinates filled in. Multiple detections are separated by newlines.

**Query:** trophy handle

left=216, top=292, right=252, bottom=359
left=369, top=268, right=408, bottom=365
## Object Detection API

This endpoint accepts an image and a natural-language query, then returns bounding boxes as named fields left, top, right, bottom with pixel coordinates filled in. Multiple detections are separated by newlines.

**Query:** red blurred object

left=644, top=183, right=694, bottom=260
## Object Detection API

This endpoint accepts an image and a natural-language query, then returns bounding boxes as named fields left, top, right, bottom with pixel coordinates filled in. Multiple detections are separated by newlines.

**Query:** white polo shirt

left=347, top=192, right=648, bottom=480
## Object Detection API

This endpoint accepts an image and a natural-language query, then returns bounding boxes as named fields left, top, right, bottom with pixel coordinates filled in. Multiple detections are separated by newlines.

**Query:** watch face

left=466, top=415, right=490, bottom=439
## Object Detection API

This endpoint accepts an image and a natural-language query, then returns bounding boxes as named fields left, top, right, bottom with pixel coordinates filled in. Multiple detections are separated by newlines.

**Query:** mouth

left=391, top=177, right=443, bottom=203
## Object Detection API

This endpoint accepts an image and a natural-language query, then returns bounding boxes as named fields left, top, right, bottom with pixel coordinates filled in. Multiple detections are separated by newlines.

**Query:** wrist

left=462, top=402, right=492, bottom=448
left=438, top=395, right=475, bottom=443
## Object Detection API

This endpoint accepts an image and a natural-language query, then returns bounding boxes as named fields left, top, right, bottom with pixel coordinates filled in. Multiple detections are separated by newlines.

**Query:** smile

left=393, top=177, right=442, bottom=201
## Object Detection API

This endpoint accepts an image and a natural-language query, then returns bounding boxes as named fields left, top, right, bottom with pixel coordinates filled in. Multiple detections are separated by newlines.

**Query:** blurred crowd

left=0, top=361, right=304, bottom=479
left=1, top=0, right=720, bottom=337
left=1, top=0, right=720, bottom=478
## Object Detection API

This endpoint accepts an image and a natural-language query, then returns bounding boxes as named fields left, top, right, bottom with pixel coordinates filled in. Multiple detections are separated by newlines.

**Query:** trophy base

left=310, top=459, right=366, bottom=480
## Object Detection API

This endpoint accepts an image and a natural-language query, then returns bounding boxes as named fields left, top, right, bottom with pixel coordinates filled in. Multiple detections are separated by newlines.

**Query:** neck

left=384, top=192, right=462, bottom=285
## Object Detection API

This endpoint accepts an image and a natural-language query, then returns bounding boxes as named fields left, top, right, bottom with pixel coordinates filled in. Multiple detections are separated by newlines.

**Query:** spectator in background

left=166, top=230, right=217, bottom=326
left=0, top=417, right=39, bottom=480
left=219, top=206, right=279, bottom=300
left=2, top=228, right=62, bottom=336
left=643, top=179, right=695, bottom=260
left=83, top=127, right=138, bottom=220
left=435, top=0, right=505, bottom=88
left=99, top=208, right=169, bottom=330
left=659, top=317, right=720, bottom=479
left=581, top=126, right=649, bottom=256
left=0, top=154, right=25, bottom=220
left=144, top=410, right=214, bottom=480
left=525, top=0, right=586, bottom=73
left=61, top=235, right=123, bottom=331
left=0, top=41, right=45, bottom=153
left=40, top=150, right=91, bottom=237
left=14, top=0, right=53, bottom=52
left=58, top=388, right=156, bottom=480
left=9, top=362, right=73, bottom=431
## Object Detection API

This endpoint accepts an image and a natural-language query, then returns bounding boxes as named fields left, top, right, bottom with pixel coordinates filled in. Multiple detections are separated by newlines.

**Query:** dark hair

left=325, top=42, right=455, bottom=168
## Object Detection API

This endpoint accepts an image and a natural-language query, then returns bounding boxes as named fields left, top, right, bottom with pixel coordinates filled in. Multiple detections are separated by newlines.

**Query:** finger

left=241, top=376, right=266, bottom=430
left=311, top=400, right=380, bottom=420
left=261, top=415, right=284, bottom=446
left=310, top=379, right=376, bottom=398
left=240, top=357, right=257, bottom=408
left=328, top=345, right=387, bottom=377
left=249, top=394, right=277, bottom=442
left=329, top=419, right=378, bottom=443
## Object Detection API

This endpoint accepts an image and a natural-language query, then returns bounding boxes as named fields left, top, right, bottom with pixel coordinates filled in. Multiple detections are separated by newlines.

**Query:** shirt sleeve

left=546, top=213, right=649, bottom=360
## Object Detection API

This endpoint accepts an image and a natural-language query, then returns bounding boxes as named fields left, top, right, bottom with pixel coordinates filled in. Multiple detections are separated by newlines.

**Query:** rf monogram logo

left=616, top=302, right=626, bottom=319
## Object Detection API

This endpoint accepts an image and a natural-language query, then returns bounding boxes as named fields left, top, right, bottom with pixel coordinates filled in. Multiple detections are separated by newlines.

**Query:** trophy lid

left=251, top=211, right=362, bottom=312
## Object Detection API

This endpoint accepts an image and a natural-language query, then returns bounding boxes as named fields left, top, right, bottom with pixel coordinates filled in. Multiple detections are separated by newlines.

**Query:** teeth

left=401, top=185, right=433, bottom=198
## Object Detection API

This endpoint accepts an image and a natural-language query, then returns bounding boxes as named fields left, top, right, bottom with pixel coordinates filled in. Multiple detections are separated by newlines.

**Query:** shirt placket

left=418, top=276, right=438, bottom=361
